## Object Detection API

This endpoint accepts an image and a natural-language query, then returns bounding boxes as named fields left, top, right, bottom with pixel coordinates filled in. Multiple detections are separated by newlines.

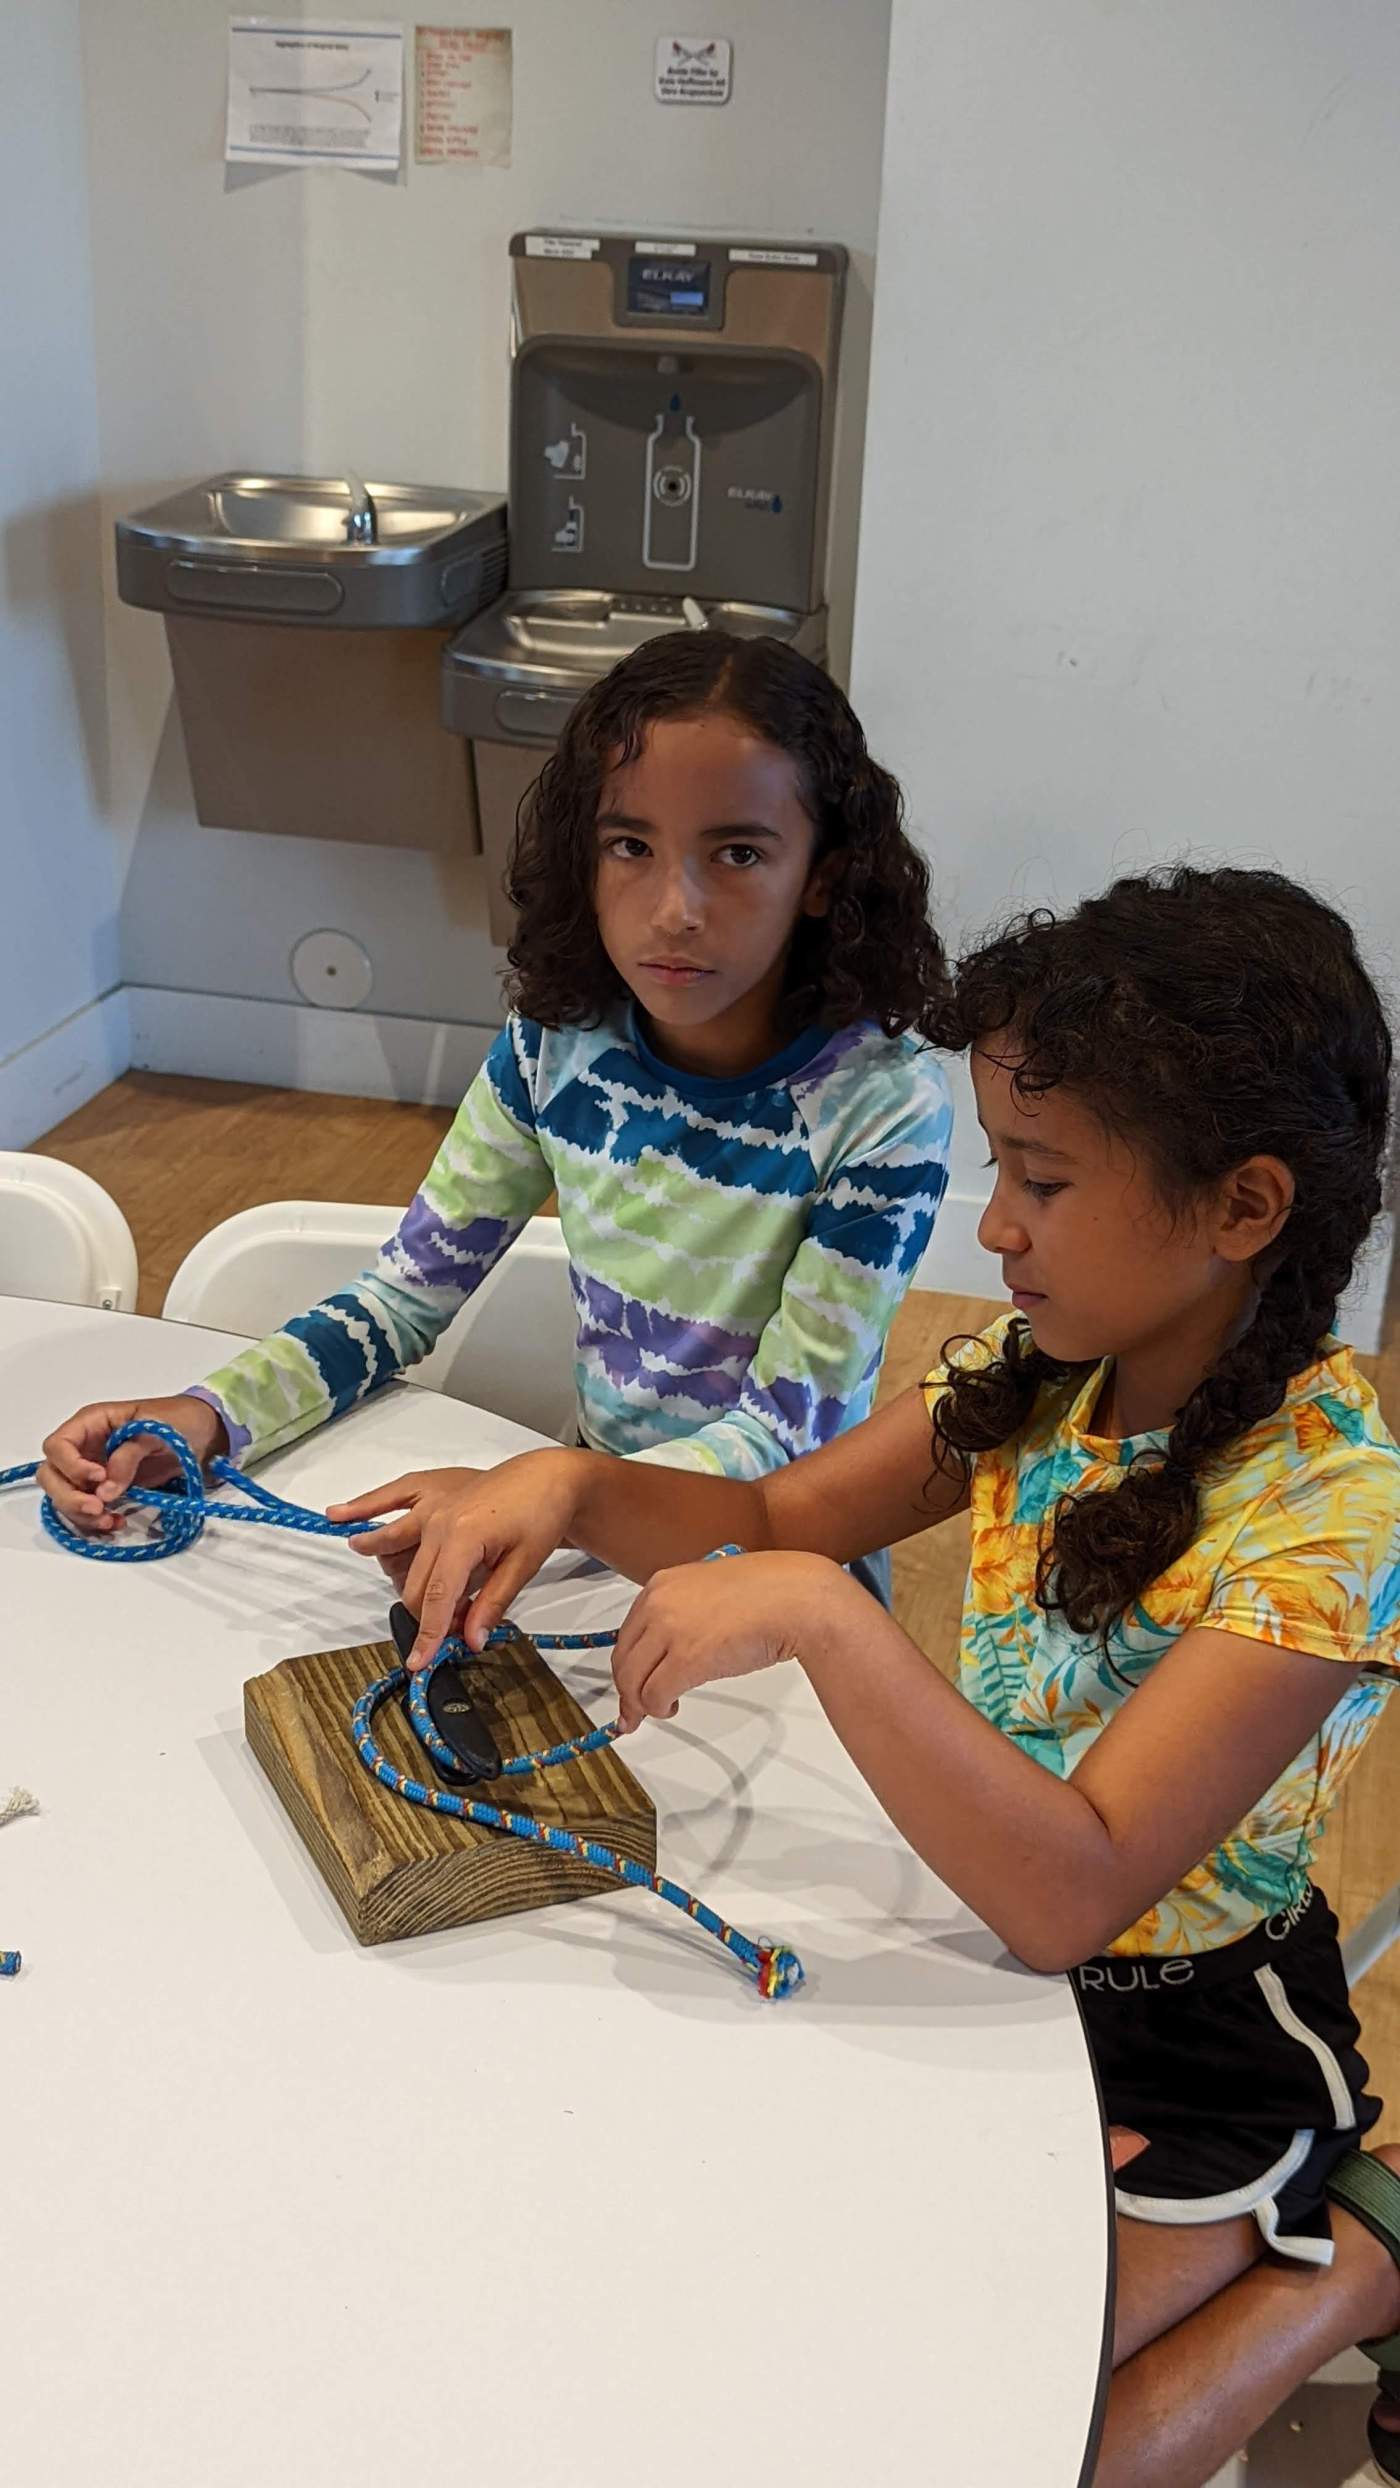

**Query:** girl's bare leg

left=1112, top=2209, right=1262, bottom=2364
left=1092, top=2143, right=1400, bottom=2488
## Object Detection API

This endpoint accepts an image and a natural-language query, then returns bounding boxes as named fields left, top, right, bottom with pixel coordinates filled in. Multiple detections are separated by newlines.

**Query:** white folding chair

left=422, top=1220, right=581, bottom=1446
left=161, top=1201, right=402, bottom=1339
left=162, top=1200, right=580, bottom=1443
left=0, top=1151, right=138, bottom=1312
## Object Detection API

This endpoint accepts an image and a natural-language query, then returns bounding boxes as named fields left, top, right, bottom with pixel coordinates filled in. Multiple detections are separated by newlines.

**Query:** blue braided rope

left=1, top=1431, right=805, bottom=2000
left=354, top=1657, right=801, bottom=1997
left=0, top=1420, right=374, bottom=1561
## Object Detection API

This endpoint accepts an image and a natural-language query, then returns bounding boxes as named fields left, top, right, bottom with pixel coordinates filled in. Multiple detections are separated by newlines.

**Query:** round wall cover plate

left=290, top=928, right=374, bottom=1010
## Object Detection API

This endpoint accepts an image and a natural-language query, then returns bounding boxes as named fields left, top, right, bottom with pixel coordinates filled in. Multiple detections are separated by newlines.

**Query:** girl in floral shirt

left=365, top=866, right=1400, bottom=2485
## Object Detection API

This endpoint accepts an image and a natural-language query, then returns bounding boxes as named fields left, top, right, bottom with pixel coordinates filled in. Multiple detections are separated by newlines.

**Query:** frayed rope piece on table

left=0, top=1423, right=803, bottom=2000
left=1, top=1786, right=38, bottom=1976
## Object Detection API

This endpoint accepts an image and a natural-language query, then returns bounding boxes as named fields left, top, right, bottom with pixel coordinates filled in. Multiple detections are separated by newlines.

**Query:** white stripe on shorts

left=1115, top=2125, right=1317, bottom=2229
left=1254, top=1963, right=1356, bottom=2131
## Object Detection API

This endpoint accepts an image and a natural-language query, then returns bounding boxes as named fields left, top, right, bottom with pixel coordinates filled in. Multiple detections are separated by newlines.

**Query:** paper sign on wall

left=654, top=35, right=732, bottom=106
left=415, top=26, right=512, bottom=166
left=226, top=17, right=404, bottom=170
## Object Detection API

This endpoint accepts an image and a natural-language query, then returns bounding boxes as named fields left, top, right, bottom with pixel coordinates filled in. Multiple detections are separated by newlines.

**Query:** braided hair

left=505, top=631, right=954, bottom=1045
left=936, top=865, right=1393, bottom=1641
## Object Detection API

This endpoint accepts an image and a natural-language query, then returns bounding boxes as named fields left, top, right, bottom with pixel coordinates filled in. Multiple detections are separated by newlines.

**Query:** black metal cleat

left=389, top=1602, right=503, bottom=1783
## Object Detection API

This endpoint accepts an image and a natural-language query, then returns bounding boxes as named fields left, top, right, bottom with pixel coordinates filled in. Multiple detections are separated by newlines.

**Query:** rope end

left=0, top=1950, right=21, bottom=1978
left=756, top=1944, right=804, bottom=2001
left=1, top=1786, right=38, bottom=1827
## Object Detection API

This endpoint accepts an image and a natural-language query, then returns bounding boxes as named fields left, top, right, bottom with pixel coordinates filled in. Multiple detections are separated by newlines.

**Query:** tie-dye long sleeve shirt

left=192, top=1007, right=953, bottom=1479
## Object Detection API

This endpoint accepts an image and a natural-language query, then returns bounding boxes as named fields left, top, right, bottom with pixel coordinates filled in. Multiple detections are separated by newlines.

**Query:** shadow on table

left=188, top=1572, right=1080, bottom=2074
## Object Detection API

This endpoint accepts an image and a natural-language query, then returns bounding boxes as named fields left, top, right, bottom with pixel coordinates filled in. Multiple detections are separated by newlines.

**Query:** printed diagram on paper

left=415, top=26, right=512, bottom=166
left=226, top=18, right=405, bottom=169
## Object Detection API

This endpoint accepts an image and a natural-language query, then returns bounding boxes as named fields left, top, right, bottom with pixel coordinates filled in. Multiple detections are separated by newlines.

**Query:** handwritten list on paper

left=414, top=26, right=512, bottom=166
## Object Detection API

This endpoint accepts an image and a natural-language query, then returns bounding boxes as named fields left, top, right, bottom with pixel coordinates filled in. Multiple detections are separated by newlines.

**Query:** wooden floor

left=34, top=1072, right=457, bottom=1313
left=33, top=1072, right=1400, bottom=2134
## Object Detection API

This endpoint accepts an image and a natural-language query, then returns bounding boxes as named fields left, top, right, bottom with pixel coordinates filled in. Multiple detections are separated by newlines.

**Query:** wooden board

left=245, top=1630, right=655, bottom=1947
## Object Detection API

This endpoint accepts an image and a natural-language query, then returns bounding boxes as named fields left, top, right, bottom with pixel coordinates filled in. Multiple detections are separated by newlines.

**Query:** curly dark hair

left=503, top=631, right=952, bottom=1043
left=933, top=864, right=1393, bottom=1642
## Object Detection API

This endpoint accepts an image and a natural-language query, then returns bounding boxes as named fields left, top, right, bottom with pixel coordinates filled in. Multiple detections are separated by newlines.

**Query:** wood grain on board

left=246, top=1628, right=655, bottom=1946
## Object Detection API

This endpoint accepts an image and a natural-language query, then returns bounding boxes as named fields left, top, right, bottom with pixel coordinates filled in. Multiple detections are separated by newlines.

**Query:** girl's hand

left=328, top=1449, right=584, bottom=1670
left=611, top=1550, right=842, bottom=1732
left=37, top=1394, right=228, bottom=1533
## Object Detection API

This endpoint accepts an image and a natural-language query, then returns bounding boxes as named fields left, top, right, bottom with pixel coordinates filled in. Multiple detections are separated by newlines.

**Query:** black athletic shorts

left=1072, top=1885, right=1380, bottom=2265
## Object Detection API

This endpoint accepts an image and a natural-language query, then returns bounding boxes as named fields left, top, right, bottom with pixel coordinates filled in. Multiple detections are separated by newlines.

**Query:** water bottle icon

left=552, top=499, right=585, bottom=555
left=643, top=401, right=701, bottom=571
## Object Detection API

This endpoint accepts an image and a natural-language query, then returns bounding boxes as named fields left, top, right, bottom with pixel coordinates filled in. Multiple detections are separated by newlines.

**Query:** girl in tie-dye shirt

left=399, top=865, right=1400, bottom=2485
left=39, top=633, right=952, bottom=1605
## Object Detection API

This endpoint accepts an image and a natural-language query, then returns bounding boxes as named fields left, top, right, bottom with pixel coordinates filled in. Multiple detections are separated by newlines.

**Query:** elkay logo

left=726, top=485, right=784, bottom=513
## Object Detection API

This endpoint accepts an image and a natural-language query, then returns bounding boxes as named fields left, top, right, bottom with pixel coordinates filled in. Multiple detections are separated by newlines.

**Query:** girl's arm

left=336, top=1381, right=967, bottom=1668
left=583, top=1379, right=964, bottom=1570
left=612, top=1562, right=1359, bottom=1973
left=193, top=1023, right=552, bottom=1465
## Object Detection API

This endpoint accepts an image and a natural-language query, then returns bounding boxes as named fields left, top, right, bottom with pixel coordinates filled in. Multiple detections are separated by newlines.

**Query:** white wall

left=80, top=0, right=893, bottom=1089
left=0, top=1, right=129, bottom=1142
left=852, top=0, right=1400, bottom=1340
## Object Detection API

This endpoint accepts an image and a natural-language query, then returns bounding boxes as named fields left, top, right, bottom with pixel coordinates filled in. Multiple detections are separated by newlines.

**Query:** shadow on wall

left=825, top=247, right=877, bottom=687
left=224, top=161, right=402, bottom=198
left=0, top=489, right=111, bottom=812
left=132, top=691, right=197, bottom=839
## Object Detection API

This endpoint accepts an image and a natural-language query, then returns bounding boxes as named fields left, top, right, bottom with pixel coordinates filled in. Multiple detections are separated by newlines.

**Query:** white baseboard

left=126, top=986, right=496, bottom=1107
left=913, top=1194, right=1393, bottom=1357
left=0, top=986, right=132, bottom=1147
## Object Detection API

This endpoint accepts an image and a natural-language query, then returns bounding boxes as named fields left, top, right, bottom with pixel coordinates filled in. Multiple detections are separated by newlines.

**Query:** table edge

left=1068, top=1972, right=1116, bottom=2488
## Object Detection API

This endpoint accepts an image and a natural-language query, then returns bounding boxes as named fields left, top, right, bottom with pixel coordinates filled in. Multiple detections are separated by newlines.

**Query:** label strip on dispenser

left=728, top=246, right=819, bottom=267
left=524, top=235, right=600, bottom=259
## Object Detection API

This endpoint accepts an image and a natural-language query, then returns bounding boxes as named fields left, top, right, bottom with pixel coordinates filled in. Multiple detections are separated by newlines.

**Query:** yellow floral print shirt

left=923, top=1321, right=1400, bottom=1955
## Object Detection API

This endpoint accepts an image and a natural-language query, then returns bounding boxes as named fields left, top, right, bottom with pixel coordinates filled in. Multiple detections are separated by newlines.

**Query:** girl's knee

left=1112, top=2212, right=1262, bottom=2367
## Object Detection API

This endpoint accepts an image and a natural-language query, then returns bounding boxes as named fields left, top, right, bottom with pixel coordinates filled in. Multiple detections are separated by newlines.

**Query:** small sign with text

left=654, top=35, right=732, bottom=107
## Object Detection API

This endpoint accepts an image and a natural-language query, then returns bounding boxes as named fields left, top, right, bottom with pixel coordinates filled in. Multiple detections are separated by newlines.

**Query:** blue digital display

left=628, top=257, right=712, bottom=318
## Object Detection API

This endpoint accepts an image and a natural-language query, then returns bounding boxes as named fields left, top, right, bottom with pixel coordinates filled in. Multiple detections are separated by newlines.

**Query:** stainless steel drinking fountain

left=117, top=472, right=506, bottom=853
left=442, top=233, right=846, bottom=940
